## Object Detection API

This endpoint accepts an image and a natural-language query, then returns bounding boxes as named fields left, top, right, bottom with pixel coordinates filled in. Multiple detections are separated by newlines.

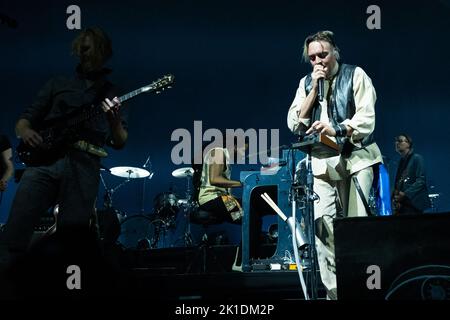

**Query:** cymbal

left=172, top=167, right=194, bottom=178
left=110, top=166, right=151, bottom=179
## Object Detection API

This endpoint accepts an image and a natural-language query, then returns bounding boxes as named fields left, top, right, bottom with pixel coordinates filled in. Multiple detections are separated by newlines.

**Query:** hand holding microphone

left=318, top=78, right=324, bottom=102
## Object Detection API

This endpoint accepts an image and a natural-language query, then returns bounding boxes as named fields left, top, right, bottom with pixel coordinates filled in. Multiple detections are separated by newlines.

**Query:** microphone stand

left=288, top=136, right=320, bottom=300
left=304, top=145, right=319, bottom=300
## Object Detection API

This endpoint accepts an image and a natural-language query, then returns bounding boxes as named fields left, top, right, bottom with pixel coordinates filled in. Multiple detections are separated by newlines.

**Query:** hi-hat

left=172, top=167, right=194, bottom=178
left=110, top=166, right=151, bottom=179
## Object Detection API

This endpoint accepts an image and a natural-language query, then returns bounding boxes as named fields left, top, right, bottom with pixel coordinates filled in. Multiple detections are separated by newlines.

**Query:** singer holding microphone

left=287, top=31, right=382, bottom=299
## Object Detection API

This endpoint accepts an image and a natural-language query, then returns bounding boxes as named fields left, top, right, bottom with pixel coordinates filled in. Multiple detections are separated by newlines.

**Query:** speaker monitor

left=334, top=213, right=450, bottom=300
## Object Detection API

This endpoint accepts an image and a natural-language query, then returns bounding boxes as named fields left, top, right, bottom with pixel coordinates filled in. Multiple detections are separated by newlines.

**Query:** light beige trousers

left=313, top=166, right=374, bottom=299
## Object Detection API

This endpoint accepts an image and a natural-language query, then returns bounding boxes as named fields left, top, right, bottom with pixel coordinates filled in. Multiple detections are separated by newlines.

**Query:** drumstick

left=261, top=193, right=279, bottom=215
left=261, top=193, right=288, bottom=221
left=261, top=193, right=287, bottom=221
left=261, top=192, right=281, bottom=215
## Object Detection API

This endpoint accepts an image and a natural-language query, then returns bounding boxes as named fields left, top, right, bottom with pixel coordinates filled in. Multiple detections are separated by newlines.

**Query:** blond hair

left=302, top=30, right=340, bottom=62
left=71, top=27, right=113, bottom=63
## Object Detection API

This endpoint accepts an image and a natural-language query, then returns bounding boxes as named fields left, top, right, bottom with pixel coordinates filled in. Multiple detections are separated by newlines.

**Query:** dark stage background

left=1, top=0, right=450, bottom=246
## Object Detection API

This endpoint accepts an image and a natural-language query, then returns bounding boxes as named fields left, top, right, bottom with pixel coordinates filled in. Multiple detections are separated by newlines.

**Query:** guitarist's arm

left=16, top=79, right=54, bottom=147
left=102, top=97, right=128, bottom=149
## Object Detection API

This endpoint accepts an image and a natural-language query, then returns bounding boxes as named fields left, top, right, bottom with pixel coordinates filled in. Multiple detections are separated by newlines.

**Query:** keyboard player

left=192, top=139, right=275, bottom=270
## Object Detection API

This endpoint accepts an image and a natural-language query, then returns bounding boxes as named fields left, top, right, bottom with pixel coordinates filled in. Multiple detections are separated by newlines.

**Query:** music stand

left=291, top=133, right=339, bottom=300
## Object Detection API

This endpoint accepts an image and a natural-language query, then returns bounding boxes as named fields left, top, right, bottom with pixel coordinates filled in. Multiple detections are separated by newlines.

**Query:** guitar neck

left=118, top=87, right=146, bottom=103
left=65, top=87, right=144, bottom=127
left=65, top=74, right=174, bottom=128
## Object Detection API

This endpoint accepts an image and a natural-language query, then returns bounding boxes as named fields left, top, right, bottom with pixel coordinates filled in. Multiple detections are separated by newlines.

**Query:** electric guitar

left=392, top=176, right=410, bottom=214
left=16, top=74, right=174, bottom=167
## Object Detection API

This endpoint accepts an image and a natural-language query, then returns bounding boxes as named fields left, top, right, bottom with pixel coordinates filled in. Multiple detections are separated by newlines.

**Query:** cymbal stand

left=141, top=155, right=154, bottom=214
left=99, top=170, right=131, bottom=210
left=182, top=174, right=194, bottom=246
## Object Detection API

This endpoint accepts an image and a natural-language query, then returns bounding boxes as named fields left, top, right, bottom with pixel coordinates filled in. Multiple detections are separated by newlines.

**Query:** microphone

left=318, top=78, right=324, bottom=102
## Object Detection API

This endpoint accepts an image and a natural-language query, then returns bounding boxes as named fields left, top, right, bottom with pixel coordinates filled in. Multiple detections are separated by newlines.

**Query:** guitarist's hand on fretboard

left=16, top=74, right=174, bottom=167
left=101, top=97, right=122, bottom=125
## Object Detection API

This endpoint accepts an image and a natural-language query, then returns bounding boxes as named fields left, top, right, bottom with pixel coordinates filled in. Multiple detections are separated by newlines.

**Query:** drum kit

left=98, top=158, right=196, bottom=249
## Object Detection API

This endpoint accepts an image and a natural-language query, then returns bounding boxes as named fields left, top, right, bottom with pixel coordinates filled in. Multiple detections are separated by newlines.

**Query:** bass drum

left=118, top=215, right=158, bottom=250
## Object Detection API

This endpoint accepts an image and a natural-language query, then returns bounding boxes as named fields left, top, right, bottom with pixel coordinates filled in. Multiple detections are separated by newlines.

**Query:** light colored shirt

left=287, top=63, right=382, bottom=178
left=198, top=147, right=232, bottom=205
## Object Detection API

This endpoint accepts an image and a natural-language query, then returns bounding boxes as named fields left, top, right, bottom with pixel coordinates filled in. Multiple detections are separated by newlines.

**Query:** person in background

left=393, top=134, right=431, bottom=214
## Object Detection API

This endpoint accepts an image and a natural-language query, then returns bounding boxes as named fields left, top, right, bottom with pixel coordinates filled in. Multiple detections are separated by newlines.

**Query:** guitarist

left=393, top=134, right=431, bottom=214
left=0, top=27, right=128, bottom=265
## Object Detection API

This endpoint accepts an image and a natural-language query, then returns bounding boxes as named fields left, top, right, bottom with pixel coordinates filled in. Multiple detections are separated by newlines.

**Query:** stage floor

left=116, top=245, right=325, bottom=300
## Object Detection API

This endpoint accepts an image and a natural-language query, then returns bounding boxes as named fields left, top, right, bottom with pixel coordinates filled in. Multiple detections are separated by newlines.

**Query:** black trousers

left=199, top=188, right=276, bottom=258
left=1, top=150, right=100, bottom=253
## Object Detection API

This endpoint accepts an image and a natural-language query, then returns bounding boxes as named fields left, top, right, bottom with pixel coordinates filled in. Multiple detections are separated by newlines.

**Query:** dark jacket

left=394, top=150, right=431, bottom=212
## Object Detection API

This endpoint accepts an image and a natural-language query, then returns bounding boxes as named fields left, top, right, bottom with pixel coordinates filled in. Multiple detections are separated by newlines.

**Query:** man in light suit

left=287, top=30, right=383, bottom=299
